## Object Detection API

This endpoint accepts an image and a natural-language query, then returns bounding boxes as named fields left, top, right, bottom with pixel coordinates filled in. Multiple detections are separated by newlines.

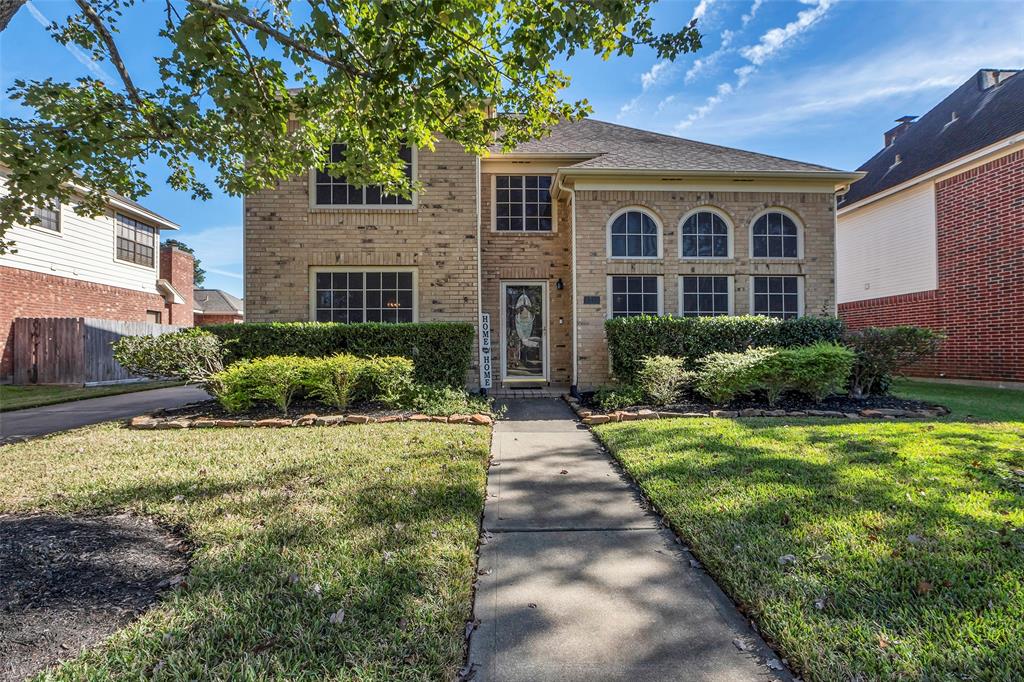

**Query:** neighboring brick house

left=837, top=69, right=1024, bottom=384
left=245, top=118, right=860, bottom=390
left=0, top=177, right=193, bottom=381
left=194, top=288, right=244, bottom=325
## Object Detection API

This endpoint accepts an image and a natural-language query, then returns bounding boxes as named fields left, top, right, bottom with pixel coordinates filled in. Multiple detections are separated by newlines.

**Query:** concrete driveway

left=1, top=385, right=210, bottom=444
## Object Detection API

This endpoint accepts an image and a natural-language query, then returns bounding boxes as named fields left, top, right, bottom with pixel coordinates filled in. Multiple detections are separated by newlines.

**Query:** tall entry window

left=313, top=269, right=416, bottom=322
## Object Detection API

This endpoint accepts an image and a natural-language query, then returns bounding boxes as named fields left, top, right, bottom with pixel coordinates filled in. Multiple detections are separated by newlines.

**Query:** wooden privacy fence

left=12, top=317, right=185, bottom=386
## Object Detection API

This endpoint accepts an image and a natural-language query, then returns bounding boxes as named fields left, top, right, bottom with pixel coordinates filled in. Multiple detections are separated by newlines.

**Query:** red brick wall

left=159, top=246, right=195, bottom=327
left=840, top=148, right=1024, bottom=382
left=0, top=265, right=168, bottom=380
left=195, top=312, right=243, bottom=326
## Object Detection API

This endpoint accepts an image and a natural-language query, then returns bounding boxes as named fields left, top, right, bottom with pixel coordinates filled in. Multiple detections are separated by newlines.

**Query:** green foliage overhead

left=0, top=0, right=702, bottom=252
left=605, top=315, right=846, bottom=383
left=203, top=321, right=475, bottom=387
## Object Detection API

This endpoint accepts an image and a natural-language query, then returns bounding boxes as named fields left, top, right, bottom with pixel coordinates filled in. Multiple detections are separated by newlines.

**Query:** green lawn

left=0, top=422, right=490, bottom=680
left=594, top=382, right=1024, bottom=681
left=0, top=380, right=183, bottom=412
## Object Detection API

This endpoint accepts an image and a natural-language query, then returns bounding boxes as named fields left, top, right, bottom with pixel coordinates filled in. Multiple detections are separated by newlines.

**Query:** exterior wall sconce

left=556, top=278, right=564, bottom=290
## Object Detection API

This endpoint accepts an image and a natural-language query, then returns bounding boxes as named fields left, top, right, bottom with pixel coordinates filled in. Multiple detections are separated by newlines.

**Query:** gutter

left=558, top=166, right=865, bottom=185
left=556, top=175, right=579, bottom=397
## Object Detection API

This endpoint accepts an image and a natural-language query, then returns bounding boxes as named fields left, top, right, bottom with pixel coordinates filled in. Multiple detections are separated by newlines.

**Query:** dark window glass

left=34, top=199, right=60, bottom=232
left=313, top=270, right=415, bottom=323
left=315, top=143, right=414, bottom=206
left=496, top=175, right=553, bottom=231
left=751, top=276, right=800, bottom=319
left=115, top=214, right=156, bottom=267
left=610, top=211, right=659, bottom=258
left=680, top=211, right=729, bottom=258
left=609, top=276, right=660, bottom=317
left=679, top=276, right=731, bottom=316
left=751, top=211, right=799, bottom=258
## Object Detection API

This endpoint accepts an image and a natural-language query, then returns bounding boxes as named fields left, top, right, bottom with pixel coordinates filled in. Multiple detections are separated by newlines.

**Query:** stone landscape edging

left=128, top=412, right=493, bottom=430
left=561, top=395, right=949, bottom=425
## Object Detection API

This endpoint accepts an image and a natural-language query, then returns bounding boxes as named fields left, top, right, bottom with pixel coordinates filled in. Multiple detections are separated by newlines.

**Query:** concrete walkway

left=467, top=399, right=788, bottom=681
left=0, top=385, right=210, bottom=443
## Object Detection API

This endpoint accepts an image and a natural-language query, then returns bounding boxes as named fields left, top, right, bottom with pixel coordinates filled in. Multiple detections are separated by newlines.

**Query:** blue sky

left=3, top=0, right=1023, bottom=297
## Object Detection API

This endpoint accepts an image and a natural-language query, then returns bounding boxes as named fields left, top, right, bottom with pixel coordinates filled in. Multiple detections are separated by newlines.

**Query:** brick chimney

left=884, top=115, right=917, bottom=147
left=159, top=244, right=195, bottom=326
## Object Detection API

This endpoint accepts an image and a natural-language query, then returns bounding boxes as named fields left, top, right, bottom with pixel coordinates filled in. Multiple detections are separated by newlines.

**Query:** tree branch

left=74, top=0, right=147, bottom=108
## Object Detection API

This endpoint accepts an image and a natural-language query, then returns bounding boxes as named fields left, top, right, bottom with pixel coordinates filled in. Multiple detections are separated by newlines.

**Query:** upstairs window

left=751, top=210, right=800, bottom=258
left=115, top=213, right=156, bottom=267
left=680, top=209, right=729, bottom=258
left=609, top=209, right=660, bottom=258
left=314, top=144, right=414, bottom=207
left=495, top=175, right=553, bottom=231
left=33, top=199, right=60, bottom=232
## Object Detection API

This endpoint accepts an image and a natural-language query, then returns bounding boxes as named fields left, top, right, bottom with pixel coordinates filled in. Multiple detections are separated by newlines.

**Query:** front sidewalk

left=467, top=399, right=788, bottom=681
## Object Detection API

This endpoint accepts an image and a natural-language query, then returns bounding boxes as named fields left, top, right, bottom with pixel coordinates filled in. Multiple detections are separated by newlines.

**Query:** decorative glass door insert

left=502, top=282, right=546, bottom=381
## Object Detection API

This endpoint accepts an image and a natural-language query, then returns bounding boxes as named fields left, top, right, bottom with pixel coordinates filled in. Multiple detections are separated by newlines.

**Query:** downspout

left=476, top=155, right=485, bottom=396
left=557, top=174, right=579, bottom=397
left=833, top=184, right=850, bottom=318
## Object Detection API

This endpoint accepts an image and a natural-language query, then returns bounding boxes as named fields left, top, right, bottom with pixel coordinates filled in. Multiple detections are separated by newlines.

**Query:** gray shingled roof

left=491, top=118, right=847, bottom=174
left=841, top=69, right=1024, bottom=207
left=193, top=289, right=244, bottom=315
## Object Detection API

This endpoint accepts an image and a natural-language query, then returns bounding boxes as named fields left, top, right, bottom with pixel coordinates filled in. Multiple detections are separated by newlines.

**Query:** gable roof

left=193, top=288, right=243, bottom=315
left=840, top=68, right=1024, bottom=207
left=490, top=118, right=854, bottom=177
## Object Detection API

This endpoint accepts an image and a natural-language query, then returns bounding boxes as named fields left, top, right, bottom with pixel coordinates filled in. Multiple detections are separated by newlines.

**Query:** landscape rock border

left=562, top=395, right=949, bottom=425
left=129, top=412, right=493, bottom=430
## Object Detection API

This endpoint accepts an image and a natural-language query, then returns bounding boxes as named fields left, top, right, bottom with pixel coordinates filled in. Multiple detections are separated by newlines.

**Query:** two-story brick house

left=244, top=118, right=860, bottom=390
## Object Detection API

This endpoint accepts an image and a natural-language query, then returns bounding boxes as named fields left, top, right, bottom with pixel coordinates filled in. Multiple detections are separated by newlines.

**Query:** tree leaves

left=0, top=0, right=701, bottom=251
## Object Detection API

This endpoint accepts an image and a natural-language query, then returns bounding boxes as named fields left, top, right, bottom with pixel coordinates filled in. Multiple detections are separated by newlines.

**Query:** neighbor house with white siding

left=837, top=68, right=1024, bottom=383
left=0, top=172, right=195, bottom=381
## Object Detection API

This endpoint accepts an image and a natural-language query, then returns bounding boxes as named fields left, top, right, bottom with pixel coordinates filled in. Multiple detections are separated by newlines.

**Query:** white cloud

left=685, top=31, right=735, bottom=84
left=177, top=225, right=243, bottom=270
left=740, top=0, right=836, bottom=66
left=677, top=82, right=734, bottom=130
left=24, top=1, right=115, bottom=84
left=691, top=0, right=716, bottom=23
left=741, top=0, right=764, bottom=27
left=641, top=60, right=673, bottom=91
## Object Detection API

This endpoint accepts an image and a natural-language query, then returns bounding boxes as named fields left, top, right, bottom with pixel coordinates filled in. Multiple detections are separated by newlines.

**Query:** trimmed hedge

left=605, top=315, right=845, bottom=382
left=203, top=322, right=474, bottom=387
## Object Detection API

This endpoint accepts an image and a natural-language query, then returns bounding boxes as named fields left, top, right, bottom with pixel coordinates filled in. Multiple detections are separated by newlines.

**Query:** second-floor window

left=495, top=175, right=553, bottom=231
left=34, top=199, right=60, bottom=232
left=115, top=213, right=156, bottom=267
left=314, top=144, right=414, bottom=207
left=751, top=210, right=800, bottom=258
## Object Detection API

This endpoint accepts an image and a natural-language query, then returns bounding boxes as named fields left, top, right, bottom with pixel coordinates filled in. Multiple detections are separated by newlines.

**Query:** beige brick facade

left=245, top=141, right=840, bottom=391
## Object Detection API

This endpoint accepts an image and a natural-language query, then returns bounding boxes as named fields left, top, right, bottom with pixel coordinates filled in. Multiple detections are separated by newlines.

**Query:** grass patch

left=0, top=422, right=490, bottom=680
left=594, top=382, right=1024, bottom=681
left=892, top=378, right=1024, bottom=422
left=0, top=381, right=183, bottom=412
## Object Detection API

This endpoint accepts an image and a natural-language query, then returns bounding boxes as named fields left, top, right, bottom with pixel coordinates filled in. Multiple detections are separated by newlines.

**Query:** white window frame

left=308, top=147, right=419, bottom=210
left=606, top=275, right=664, bottom=319
left=490, top=174, right=557, bottom=233
left=749, top=275, right=804, bottom=318
left=606, top=207, right=663, bottom=260
left=748, top=207, right=804, bottom=260
left=678, top=275, right=734, bottom=316
left=678, top=207, right=733, bottom=260
left=31, top=198, right=62, bottom=234
left=308, top=266, right=419, bottom=322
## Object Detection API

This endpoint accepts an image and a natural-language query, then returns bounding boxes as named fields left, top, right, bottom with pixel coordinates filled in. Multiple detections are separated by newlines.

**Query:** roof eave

left=557, top=166, right=864, bottom=187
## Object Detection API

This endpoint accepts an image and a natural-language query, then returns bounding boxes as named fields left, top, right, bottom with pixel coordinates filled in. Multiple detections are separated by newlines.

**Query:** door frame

left=499, top=280, right=550, bottom=384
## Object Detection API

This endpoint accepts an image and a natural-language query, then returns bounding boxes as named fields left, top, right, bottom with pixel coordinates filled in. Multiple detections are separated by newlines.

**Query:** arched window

left=608, top=209, right=660, bottom=258
left=751, top=210, right=800, bottom=258
left=680, top=209, right=731, bottom=258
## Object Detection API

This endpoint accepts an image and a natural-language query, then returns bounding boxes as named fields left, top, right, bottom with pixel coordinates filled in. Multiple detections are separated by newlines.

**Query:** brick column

left=159, top=245, right=195, bottom=326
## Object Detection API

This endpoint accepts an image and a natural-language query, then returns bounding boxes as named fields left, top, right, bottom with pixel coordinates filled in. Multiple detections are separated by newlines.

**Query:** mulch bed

left=155, top=398, right=405, bottom=422
left=0, top=514, right=190, bottom=681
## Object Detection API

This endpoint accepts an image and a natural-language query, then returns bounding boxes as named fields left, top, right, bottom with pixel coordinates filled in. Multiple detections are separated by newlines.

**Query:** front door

left=500, top=281, right=548, bottom=382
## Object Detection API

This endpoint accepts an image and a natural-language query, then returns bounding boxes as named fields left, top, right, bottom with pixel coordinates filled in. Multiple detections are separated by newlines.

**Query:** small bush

left=844, top=326, right=944, bottom=397
left=696, top=347, right=778, bottom=404
left=592, top=384, right=646, bottom=411
left=210, top=355, right=312, bottom=414
left=765, top=343, right=856, bottom=403
left=204, top=322, right=473, bottom=387
left=112, top=328, right=224, bottom=384
left=408, top=384, right=491, bottom=416
left=605, top=315, right=845, bottom=382
left=302, top=354, right=363, bottom=410
left=353, top=356, right=415, bottom=407
left=637, top=356, right=695, bottom=406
